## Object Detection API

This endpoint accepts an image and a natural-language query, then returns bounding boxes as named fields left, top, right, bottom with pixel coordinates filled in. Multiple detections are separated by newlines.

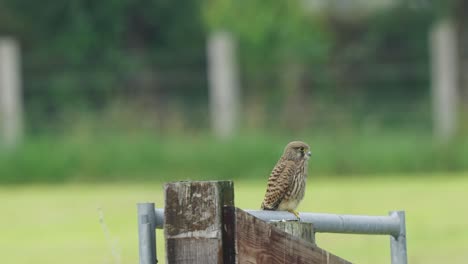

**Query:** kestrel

left=261, top=141, right=311, bottom=219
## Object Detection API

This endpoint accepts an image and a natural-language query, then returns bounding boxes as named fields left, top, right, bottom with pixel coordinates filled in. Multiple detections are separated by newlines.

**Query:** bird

left=261, top=141, right=311, bottom=220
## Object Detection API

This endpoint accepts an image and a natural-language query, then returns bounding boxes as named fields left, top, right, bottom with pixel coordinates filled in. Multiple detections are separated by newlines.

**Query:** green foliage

left=1, top=0, right=207, bottom=117
left=0, top=0, right=454, bottom=135
left=1, top=129, right=468, bottom=184
left=202, top=0, right=331, bottom=64
left=0, top=1, right=466, bottom=185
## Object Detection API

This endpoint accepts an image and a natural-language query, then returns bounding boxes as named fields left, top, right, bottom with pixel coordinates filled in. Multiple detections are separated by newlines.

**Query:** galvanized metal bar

left=247, top=210, right=401, bottom=236
left=138, top=203, right=157, bottom=264
left=154, top=208, right=401, bottom=237
left=155, top=208, right=164, bottom=229
left=139, top=220, right=153, bottom=264
left=390, top=211, right=407, bottom=264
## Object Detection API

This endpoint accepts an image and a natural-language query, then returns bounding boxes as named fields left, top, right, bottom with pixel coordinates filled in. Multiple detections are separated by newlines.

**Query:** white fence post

left=0, top=37, right=23, bottom=148
left=430, top=19, right=459, bottom=143
left=207, top=31, right=240, bottom=140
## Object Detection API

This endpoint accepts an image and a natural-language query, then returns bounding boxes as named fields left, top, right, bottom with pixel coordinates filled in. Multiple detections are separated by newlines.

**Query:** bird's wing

left=261, top=160, right=296, bottom=210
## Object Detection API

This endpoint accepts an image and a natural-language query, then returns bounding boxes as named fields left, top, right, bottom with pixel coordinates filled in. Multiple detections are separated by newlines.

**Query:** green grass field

left=1, top=174, right=467, bottom=264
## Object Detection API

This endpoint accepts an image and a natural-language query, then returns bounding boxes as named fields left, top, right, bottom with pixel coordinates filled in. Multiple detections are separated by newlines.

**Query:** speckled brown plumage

left=261, top=141, right=311, bottom=219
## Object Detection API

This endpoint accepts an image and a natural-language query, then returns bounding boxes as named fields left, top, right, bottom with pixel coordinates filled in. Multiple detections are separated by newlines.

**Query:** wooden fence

left=137, top=181, right=407, bottom=264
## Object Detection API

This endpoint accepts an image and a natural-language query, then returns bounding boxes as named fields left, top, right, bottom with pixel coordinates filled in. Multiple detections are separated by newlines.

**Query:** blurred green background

left=0, top=0, right=468, bottom=263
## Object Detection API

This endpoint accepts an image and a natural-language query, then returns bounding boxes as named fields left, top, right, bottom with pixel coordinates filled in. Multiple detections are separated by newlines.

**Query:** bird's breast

left=277, top=199, right=301, bottom=211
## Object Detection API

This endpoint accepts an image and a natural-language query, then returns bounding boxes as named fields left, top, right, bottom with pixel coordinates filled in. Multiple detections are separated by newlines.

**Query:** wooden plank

left=164, top=181, right=234, bottom=264
left=222, top=206, right=237, bottom=264
left=236, top=208, right=351, bottom=264
left=271, top=221, right=315, bottom=245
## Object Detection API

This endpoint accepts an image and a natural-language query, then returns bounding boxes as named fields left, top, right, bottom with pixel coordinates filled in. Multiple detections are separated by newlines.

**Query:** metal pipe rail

left=154, top=208, right=402, bottom=235
left=246, top=210, right=401, bottom=237
left=141, top=205, right=407, bottom=264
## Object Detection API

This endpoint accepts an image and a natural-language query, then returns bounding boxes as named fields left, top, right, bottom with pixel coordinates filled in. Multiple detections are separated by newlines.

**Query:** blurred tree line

left=0, top=0, right=466, bottom=134
left=1, top=0, right=468, bottom=183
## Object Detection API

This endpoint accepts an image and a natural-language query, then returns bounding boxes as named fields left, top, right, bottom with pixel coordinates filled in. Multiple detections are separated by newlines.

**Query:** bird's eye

left=299, top=147, right=304, bottom=151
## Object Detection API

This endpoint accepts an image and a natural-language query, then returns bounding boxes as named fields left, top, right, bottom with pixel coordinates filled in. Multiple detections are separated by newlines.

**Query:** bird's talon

left=287, top=209, right=301, bottom=221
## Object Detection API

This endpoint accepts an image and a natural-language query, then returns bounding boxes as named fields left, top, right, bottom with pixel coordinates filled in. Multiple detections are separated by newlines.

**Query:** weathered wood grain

left=236, top=208, right=351, bottom=264
left=164, top=181, right=234, bottom=264
left=271, top=221, right=315, bottom=245
left=222, top=205, right=237, bottom=264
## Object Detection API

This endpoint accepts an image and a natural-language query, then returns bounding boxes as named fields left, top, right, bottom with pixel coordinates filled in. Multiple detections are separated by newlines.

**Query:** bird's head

left=283, top=141, right=311, bottom=161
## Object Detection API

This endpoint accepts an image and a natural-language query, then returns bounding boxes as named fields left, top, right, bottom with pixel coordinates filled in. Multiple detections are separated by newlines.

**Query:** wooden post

left=271, top=221, right=315, bottom=245
left=207, top=31, right=240, bottom=140
left=164, top=181, right=234, bottom=264
left=0, top=37, right=23, bottom=148
left=430, top=19, right=459, bottom=143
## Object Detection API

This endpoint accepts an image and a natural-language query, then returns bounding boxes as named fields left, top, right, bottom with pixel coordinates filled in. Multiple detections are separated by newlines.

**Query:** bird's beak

left=306, top=151, right=311, bottom=157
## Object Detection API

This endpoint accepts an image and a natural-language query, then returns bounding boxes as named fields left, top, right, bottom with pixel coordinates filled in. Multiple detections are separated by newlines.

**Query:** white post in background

left=0, top=37, right=23, bottom=148
left=207, top=31, right=240, bottom=140
left=430, top=19, right=459, bottom=143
